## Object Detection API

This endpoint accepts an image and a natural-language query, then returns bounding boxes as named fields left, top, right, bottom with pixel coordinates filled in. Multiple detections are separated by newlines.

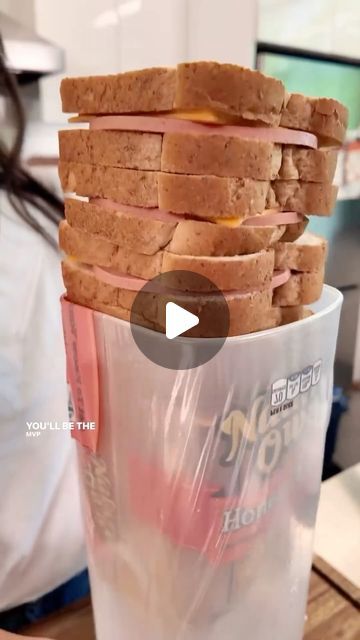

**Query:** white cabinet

left=34, top=0, right=257, bottom=123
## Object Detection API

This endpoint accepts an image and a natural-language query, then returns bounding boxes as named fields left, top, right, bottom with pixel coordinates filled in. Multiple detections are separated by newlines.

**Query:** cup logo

left=219, top=410, right=256, bottom=465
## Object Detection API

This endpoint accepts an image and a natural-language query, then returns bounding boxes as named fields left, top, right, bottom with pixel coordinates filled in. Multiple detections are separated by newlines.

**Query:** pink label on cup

left=61, top=296, right=99, bottom=452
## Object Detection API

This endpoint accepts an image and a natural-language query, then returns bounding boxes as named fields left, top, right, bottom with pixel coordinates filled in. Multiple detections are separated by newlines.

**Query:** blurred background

left=0, top=0, right=359, bottom=476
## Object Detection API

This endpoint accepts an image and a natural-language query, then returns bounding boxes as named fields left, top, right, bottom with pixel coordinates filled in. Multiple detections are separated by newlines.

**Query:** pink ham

left=243, top=211, right=304, bottom=226
left=93, top=266, right=148, bottom=291
left=90, top=115, right=318, bottom=149
left=90, top=198, right=182, bottom=222
left=272, top=269, right=291, bottom=289
left=92, top=265, right=291, bottom=294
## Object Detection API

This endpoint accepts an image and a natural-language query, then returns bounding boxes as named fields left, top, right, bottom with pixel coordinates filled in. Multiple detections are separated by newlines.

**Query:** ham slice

left=92, top=266, right=291, bottom=294
left=93, top=267, right=148, bottom=291
left=90, top=115, right=318, bottom=149
left=272, top=269, right=291, bottom=289
left=90, top=198, right=182, bottom=222
left=243, top=211, right=304, bottom=226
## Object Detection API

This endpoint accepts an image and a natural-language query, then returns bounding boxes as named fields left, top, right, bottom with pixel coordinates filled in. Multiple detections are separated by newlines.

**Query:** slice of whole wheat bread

left=59, top=220, right=275, bottom=291
left=158, top=173, right=269, bottom=218
left=59, top=129, right=338, bottom=183
left=65, top=198, right=176, bottom=255
left=161, top=174, right=337, bottom=218
left=64, top=198, right=285, bottom=257
left=62, top=258, right=279, bottom=337
left=61, top=62, right=285, bottom=126
left=59, top=162, right=337, bottom=218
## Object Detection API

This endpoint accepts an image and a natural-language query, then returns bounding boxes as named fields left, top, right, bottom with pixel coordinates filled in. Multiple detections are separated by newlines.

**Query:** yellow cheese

left=68, top=115, right=92, bottom=123
left=208, top=217, right=242, bottom=228
left=68, top=109, right=240, bottom=125
left=162, top=109, right=241, bottom=125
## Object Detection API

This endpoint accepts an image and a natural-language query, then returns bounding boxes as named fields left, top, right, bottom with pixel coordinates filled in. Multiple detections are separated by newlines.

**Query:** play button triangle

left=165, top=302, right=199, bottom=339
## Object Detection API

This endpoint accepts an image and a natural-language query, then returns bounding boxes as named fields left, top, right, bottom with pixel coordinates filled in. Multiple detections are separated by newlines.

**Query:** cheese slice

left=208, top=217, right=242, bottom=227
left=68, top=115, right=93, bottom=123
left=162, top=109, right=242, bottom=125
left=69, top=109, right=242, bottom=125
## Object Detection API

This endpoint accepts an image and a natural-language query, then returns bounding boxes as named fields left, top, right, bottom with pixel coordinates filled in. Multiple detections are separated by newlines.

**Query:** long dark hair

left=0, top=33, right=63, bottom=247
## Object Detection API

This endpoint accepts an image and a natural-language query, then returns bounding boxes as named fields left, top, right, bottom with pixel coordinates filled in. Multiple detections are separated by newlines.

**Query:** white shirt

left=0, top=191, right=86, bottom=611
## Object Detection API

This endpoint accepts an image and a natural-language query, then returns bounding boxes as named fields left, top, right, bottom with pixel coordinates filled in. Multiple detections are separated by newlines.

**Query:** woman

left=0, top=34, right=88, bottom=638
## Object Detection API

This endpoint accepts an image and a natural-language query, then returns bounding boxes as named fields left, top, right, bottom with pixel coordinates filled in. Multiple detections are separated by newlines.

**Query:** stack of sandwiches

left=58, top=62, right=347, bottom=337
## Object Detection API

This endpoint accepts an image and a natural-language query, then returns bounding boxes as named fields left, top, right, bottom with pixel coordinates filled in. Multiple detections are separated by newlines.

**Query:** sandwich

left=59, top=61, right=347, bottom=337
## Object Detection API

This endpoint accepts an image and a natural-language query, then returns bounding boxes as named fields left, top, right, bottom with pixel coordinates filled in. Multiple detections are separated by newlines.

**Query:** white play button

left=165, top=302, right=199, bottom=339
left=130, top=270, right=230, bottom=369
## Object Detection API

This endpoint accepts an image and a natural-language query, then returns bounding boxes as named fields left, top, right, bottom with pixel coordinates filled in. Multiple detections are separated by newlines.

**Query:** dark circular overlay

left=130, top=270, right=230, bottom=370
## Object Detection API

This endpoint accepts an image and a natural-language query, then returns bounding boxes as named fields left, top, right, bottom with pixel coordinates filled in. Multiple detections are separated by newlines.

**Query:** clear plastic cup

left=62, top=285, right=342, bottom=640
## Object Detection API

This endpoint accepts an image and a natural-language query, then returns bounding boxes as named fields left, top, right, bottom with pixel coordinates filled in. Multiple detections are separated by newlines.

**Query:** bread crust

left=59, top=129, right=162, bottom=171
left=59, top=161, right=159, bottom=207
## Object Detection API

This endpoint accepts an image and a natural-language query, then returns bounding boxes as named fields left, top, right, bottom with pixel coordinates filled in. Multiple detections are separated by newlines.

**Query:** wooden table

left=22, top=564, right=359, bottom=640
